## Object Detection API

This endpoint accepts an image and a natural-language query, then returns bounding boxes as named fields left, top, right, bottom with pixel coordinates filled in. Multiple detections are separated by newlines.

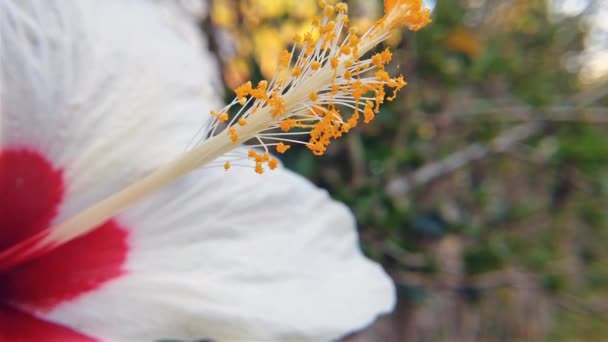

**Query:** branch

left=386, top=123, right=542, bottom=195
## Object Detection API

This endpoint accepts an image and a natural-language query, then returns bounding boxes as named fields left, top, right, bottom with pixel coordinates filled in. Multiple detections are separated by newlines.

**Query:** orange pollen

left=235, top=81, right=252, bottom=102
left=311, top=61, right=322, bottom=70
left=218, top=112, right=229, bottom=123
left=382, top=0, right=432, bottom=31
left=323, top=5, right=335, bottom=17
left=255, top=163, right=264, bottom=174
left=276, top=142, right=291, bottom=153
left=279, top=50, right=292, bottom=68
left=320, top=21, right=335, bottom=35
left=330, top=57, right=339, bottom=69
left=336, top=3, right=348, bottom=12
left=268, top=158, right=279, bottom=170
left=228, top=127, right=238, bottom=143
left=376, top=70, right=390, bottom=81
left=260, top=153, right=271, bottom=163
left=250, top=80, right=268, bottom=100
left=268, top=90, right=287, bottom=118
left=363, top=101, right=376, bottom=124
left=312, top=15, right=320, bottom=26
left=279, top=119, right=297, bottom=132
left=224, top=161, right=231, bottom=171
left=292, top=66, right=302, bottom=77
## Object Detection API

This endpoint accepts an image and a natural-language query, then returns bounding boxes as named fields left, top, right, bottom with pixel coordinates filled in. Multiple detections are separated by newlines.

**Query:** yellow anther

left=293, top=33, right=303, bottom=43
left=224, top=161, right=231, bottom=171
left=322, top=5, right=335, bottom=17
left=235, top=81, right=252, bottom=100
left=255, top=163, right=264, bottom=174
left=371, top=53, right=386, bottom=69
left=320, top=21, right=336, bottom=35
left=387, top=75, right=408, bottom=100
left=383, top=0, right=432, bottom=31
left=311, top=61, right=322, bottom=70
left=340, top=45, right=351, bottom=55
left=238, top=118, right=247, bottom=126
left=347, top=110, right=360, bottom=128
left=292, top=66, right=302, bottom=77
left=380, top=49, right=392, bottom=62
left=304, top=32, right=314, bottom=43
left=363, top=101, right=375, bottom=124
left=228, top=127, right=238, bottom=143
left=218, top=112, right=229, bottom=123
left=268, top=91, right=286, bottom=118
left=330, top=56, right=339, bottom=69
left=305, top=44, right=315, bottom=56
left=268, top=158, right=279, bottom=170
left=375, top=70, right=390, bottom=82
left=309, top=92, right=319, bottom=101
left=341, top=123, right=351, bottom=133
left=250, top=80, right=268, bottom=100
left=279, top=119, right=297, bottom=132
left=375, top=87, right=386, bottom=110
left=211, top=110, right=229, bottom=122
left=279, top=50, right=292, bottom=68
left=336, top=3, right=348, bottom=13
left=276, top=142, right=291, bottom=153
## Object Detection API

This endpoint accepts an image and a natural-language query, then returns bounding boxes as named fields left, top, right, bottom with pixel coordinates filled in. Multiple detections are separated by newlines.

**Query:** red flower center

left=0, top=148, right=129, bottom=338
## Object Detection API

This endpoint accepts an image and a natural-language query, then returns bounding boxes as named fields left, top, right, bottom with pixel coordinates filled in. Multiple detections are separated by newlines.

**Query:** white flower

left=0, top=0, right=402, bottom=341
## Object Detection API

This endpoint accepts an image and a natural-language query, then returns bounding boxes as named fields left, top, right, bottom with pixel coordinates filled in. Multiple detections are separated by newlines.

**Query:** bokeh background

left=204, top=0, right=608, bottom=340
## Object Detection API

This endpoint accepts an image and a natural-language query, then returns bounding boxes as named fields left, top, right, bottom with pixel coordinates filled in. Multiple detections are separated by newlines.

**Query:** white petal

left=0, top=0, right=221, bottom=222
left=45, top=162, right=396, bottom=341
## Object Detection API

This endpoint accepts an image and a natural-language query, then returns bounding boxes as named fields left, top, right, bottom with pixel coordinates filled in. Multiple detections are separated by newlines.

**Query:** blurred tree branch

left=387, top=122, right=542, bottom=196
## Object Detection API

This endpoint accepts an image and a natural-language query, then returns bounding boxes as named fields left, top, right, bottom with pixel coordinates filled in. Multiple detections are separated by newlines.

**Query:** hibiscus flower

left=0, top=0, right=430, bottom=341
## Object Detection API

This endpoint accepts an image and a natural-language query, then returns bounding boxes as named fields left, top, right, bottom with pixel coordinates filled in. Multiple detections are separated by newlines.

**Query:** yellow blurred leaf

left=211, top=2, right=237, bottom=28
left=444, top=28, right=482, bottom=59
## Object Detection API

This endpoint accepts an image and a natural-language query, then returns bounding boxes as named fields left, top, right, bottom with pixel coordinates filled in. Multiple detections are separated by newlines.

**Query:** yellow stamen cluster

left=248, top=150, right=279, bottom=174
left=204, top=0, right=431, bottom=172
